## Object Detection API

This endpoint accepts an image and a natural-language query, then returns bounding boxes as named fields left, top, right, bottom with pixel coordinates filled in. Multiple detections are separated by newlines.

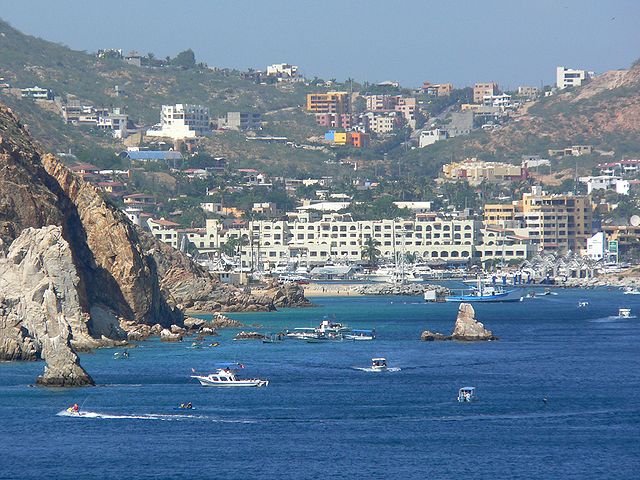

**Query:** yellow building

left=442, top=159, right=524, bottom=184
left=306, top=92, right=350, bottom=114
left=483, top=187, right=592, bottom=253
left=333, top=132, right=348, bottom=145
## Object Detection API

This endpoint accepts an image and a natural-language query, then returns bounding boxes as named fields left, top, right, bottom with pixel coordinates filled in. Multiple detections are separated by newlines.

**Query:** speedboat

left=458, top=386, right=477, bottom=403
left=578, top=300, right=589, bottom=308
left=623, top=286, right=640, bottom=295
left=619, top=308, right=632, bottom=318
left=191, top=363, right=268, bottom=388
left=344, top=329, right=376, bottom=341
left=371, top=358, right=388, bottom=371
left=113, top=351, right=129, bottom=359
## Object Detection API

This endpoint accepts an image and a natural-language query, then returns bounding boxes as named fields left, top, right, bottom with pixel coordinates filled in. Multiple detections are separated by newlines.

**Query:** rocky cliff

left=0, top=104, right=179, bottom=385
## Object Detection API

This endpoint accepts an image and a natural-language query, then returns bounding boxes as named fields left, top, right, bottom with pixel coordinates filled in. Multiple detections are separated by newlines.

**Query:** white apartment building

left=364, top=112, right=397, bottom=134
left=266, top=63, right=299, bottom=77
left=556, top=66, right=595, bottom=89
left=579, top=175, right=630, bottom=195
left=146, top=104, right=210, bottom=139
left=419, top=128, right=448, bottom=148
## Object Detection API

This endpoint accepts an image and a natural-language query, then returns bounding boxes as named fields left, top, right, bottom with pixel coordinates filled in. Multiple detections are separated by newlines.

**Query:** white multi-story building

left=363, top=112, right=397, bottom=134
left=579, top=175, right=630, bottom=195
left=266, top=63, right=299, bottom=77
left=419, top=128, right=448, bottom=148
left=556, top=66, right=595, bottom=89
left=146, top=104, right=210, bottom=139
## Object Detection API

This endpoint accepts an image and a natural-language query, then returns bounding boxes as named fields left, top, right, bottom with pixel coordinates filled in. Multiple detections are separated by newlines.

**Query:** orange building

left=349, top=132, right=370, bottom=148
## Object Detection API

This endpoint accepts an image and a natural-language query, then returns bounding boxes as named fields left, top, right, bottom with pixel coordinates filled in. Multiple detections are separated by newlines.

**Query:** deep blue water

left=1, top=288, right=639, bottom=479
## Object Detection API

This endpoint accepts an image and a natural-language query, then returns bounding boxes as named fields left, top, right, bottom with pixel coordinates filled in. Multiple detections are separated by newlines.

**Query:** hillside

left=0, top=18, right=324, bottom=153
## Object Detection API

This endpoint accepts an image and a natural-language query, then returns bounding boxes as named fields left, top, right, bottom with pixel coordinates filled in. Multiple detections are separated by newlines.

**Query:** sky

left=1, top=0, right=638, bottom=88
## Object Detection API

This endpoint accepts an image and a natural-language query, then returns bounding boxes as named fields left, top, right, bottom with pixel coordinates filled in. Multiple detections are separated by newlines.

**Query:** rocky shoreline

left=0, top=104, right=312, bottom=386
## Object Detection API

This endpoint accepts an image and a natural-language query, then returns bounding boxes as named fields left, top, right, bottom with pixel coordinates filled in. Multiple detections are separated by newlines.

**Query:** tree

left=362, top=237, right=381, bottom=267
left=172, top=49, right=196, bottom=68
left=221, top=238, right=241, bottom=257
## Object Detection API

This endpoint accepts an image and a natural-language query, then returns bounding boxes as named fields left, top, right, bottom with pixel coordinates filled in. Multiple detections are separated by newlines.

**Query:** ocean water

left=1, top=288, right=639, bottom=479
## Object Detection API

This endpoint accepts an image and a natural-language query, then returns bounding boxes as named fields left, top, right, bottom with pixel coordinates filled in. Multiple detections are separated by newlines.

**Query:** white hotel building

left=147, top=212, right=531, bottom=270
left=146, top=104, right=210, bottom=140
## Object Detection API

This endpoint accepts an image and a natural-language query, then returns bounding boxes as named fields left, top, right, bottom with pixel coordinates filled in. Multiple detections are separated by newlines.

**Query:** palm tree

left=361, top=237, right=381, bottom=267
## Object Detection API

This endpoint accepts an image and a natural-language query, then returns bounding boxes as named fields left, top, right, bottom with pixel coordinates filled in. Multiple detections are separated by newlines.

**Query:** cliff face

left=0, top=226, right=94, bottom=385
left=0, top=104, right=179, bottom=385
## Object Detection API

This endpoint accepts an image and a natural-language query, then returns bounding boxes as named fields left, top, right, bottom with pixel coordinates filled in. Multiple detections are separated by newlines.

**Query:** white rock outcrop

left=0, top=226, right=94, bottom=385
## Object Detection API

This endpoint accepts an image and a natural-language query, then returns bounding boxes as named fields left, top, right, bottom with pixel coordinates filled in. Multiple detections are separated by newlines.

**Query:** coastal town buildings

left=442, top=159, right=525, bottom=184
left=556, top=66, right=595, bottom=89
left=422, top=82, right=453, bottom=97
left=266, top=63, right=299, bottom=78
left=146, top=104, right=211, bottom=139
left=579, top=176, right=630, bottom=195
left=217, top=111, right=262, bottom=131
left=484, top=187, right=593, bottom=253
left=473, top=82, right=499, bottom=104
left=20, top=86, right=53, bottom=100
left=306, top=92, right=350, bottom=115
left=419, top=128, right=448, bottom=148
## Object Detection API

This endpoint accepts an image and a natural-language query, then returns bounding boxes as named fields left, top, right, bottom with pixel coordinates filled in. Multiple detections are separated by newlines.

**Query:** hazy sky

left=1, top=0, right=638, bottom=88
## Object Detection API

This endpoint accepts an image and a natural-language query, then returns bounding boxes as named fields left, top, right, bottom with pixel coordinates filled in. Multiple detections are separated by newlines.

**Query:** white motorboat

left=344, top=329, right=376, bottom=341
left=371, top=358, right=388, bottom=371
left=578, top=300, right=589, bottom=308
left=458, top=386, right=477, bottom=403
left=623, top=287, right=640, bottom=295
left=191, top=364, right=268, bottom=388
left=619, top=308, right=632, bottom=318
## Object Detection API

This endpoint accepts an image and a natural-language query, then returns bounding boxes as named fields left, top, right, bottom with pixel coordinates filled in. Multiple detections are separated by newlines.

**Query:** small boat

left=618, top=308, right=632, bottom=318
left=191, top=363, right=268, bottom=388
left=175, top=402, right=193, bottom=410
left=578, top=300, right=589, bottom=308
left=458, top=386, right=477, bottom=403
left=262, top=333, right=285, bottom=343
left=623, top=287, right=640, bottom=295
left=344, top=329, right=376, bottom=341
left=113, top=351, right=129, bottom=359
left=371, top=358, right=388, bottom=371
left=209, top=342, right=220, bottom=348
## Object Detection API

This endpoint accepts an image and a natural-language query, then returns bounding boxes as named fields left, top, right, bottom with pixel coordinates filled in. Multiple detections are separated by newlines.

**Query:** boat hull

left=445, top=289, right=522, bottom=303
left=191, top=376, right=268, bottom=387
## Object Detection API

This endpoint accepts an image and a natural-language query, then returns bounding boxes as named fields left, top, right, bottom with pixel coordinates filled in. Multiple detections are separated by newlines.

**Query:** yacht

left=191, top=364, right=268, bottom=388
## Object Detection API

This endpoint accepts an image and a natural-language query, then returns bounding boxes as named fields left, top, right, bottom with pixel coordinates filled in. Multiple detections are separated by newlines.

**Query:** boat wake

left=352, top=367, right=401, bottom=372
left=57, top=410, right=199, bottom=420
left=588, top=315, right=637, bottom=323
left=57, top=410, right=258, bottom=423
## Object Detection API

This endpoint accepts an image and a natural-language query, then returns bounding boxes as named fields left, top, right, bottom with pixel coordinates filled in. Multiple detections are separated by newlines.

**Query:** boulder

left=420, top=330, right=449, bottom=341
left=234, top=331, right=265, bottom=341
left=450, top=303, right=497, bottom=341
left=160, top=329, right=182, bottom=342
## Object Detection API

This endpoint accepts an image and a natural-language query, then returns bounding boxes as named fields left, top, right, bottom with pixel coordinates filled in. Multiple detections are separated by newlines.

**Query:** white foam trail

left=57, top=410, right=198, bottom=420
left=352, top=367, right=401, bottom=372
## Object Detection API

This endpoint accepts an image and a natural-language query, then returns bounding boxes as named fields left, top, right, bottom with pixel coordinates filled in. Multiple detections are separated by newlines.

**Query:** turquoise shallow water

left=1, top=288, right=639, bottom=479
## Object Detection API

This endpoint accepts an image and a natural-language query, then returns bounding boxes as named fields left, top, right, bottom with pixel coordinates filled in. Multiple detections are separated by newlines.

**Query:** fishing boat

left=458, top=386, right=477, bottom=403
left=191, top=363, right=268, bottom=388
left=344, top=329, right=376, bottom=341
left=618, top=308, right=632, bottom=318
left=262, top=332, right=285, bottom=343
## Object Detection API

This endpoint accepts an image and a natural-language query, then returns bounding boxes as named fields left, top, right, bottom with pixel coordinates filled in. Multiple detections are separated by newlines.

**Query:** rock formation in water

left=0, top=104, right=184, bottom=385
left=451, top=303, right=496, bottom=341
left=420, top=302, right=496, bottom=341
left=0, top=226, right=94, bottom=385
